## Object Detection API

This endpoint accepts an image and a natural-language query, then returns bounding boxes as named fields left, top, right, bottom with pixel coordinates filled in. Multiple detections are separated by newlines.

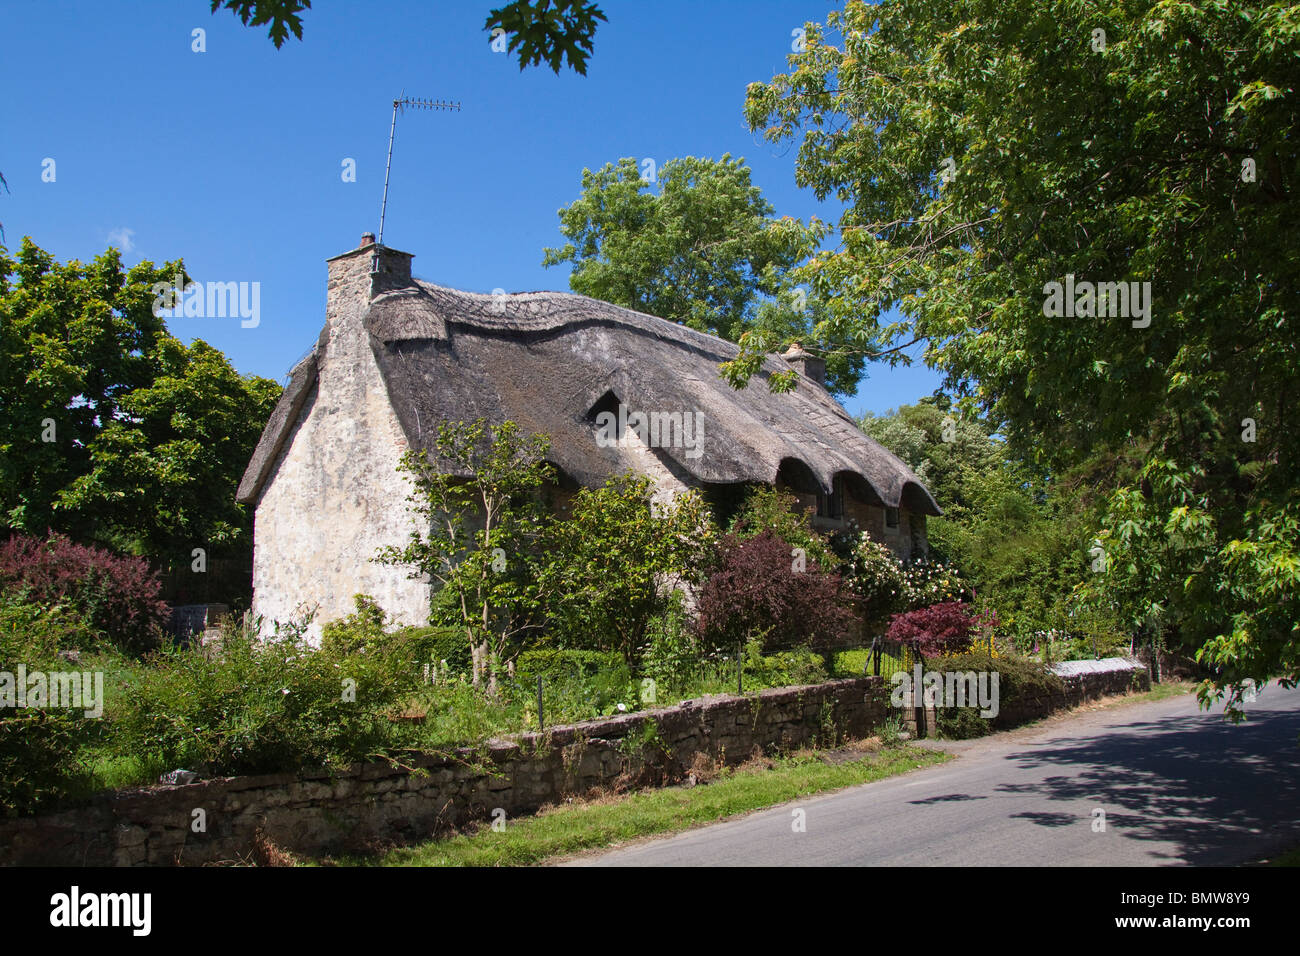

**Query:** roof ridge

left=409, top=279, right=753, bottom=355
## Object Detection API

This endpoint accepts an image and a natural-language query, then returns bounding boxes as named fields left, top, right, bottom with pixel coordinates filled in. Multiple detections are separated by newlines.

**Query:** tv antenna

left=376, top=92, right=461, bottom=254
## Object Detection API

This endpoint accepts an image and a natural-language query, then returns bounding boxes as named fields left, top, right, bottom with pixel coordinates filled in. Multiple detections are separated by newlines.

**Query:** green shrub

left=322, top=595, right=467, bottom=676
left=748, top=649, right=828, bottom=688
left=932, top=650, right=1065, bottom=739
left=399, top=625, right=472, bottom=676
left=0, top=596, right=99, bottom=815
left=392, top=678, right=519, bottom=749
left=113, top=621, right=419, bottom=776
left=511, top=649, right=638, bottom=721
left=514, top=648, right=624, bottom=683
left=639, top=591, right=700, bottom=690
left=540, top=474, right=714, bottom=664
left=319, top=594, right=389, bottom=653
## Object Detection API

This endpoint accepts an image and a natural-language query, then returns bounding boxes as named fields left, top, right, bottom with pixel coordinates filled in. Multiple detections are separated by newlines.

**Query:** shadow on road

left=993, top=690, right=1300, bottom=864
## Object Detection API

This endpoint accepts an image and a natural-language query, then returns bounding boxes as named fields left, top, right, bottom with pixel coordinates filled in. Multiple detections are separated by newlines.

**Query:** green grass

left=336, top=743, right=949, bottom=867
left=831, top=648, right=906, bottom=678
left=1121, top=680, right=1195, bottom=705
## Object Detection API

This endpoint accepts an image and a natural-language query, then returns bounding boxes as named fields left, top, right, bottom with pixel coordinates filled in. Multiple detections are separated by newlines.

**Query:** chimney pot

left=360, top=232, right=376, bottom=247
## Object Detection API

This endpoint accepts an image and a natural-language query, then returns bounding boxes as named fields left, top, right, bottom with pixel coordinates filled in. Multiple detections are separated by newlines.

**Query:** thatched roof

left=238, top=279, right=940, bottom=516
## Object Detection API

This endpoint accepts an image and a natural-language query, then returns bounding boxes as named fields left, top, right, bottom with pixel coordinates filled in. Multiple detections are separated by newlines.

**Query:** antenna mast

left=376, top=93, right=461, bottom=258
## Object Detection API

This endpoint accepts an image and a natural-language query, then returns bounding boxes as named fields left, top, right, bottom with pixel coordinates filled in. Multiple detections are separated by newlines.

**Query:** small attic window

left=586, top=390, right=620, bottom=425
left=885, top=506, right=900, bottom=528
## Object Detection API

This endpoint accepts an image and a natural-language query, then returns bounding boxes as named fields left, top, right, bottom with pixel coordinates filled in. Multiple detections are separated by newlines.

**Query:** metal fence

left=863, top=636, right=910, bottom=680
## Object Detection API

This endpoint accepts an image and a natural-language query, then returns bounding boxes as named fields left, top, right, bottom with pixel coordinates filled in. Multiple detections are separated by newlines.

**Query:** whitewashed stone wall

left=251, top=247, right=429, bottom=640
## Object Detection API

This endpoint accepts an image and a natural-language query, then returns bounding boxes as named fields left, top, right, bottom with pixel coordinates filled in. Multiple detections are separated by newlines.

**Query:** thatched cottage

left=237, top=235, right=941, bottom=635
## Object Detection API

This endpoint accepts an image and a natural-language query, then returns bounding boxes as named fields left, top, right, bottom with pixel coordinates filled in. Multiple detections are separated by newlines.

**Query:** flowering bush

left=839, top=532, right=967, bottom=622
left=0, top=533, right=168, bottom=655
left=898, top=556, right=967, bottom=608
left=842, top=536, right=906, bottom=618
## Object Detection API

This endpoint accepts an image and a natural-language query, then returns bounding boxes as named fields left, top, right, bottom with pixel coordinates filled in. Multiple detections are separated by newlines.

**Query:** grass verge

left=333, top=742, right=948, bottom=867
left=1135, top=680, right=1196, bottom=704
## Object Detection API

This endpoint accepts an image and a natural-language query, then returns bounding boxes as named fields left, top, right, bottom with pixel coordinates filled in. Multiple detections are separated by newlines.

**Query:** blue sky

left=0, top=0, right=943, bottom=417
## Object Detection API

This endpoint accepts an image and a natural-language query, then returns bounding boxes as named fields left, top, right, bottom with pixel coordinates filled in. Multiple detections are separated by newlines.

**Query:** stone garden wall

left=0, top=677, right=893, bottom=866
left=0, top=659, right=1149, bottom=866
left=1009, top=657, right=1151, bottom=727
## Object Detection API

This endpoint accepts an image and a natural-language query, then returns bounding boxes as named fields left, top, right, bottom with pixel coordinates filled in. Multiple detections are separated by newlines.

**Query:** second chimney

left=782, top=343, right=826, bottom=388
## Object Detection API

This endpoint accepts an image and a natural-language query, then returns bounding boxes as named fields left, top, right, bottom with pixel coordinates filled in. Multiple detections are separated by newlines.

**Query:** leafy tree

left=213, top=0, right=607, bottom=75
left=0, top=239, right=280, bottom=565
left=210, top=0, right=312, bottom=48
left=861, top=401, right=1122, bottom=647
left=859, top=399, right=1000, bottom=514
left=543, top=156, right=860, bottom=393
left=485, top=0, right=606, bottom=76
left=540, top=473, right=714, bottom=664
left=377, top=419, right=554, bottom=684
left=59, top=338, right=281, bottom=557
left=748, top=295, right=868, bottom=397
left=739, top=1, right=1300, bottom=713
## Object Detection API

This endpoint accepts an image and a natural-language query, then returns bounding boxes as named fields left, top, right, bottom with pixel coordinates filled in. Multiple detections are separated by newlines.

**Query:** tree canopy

left=212, top=0, right=607, bottom=75
left=0, top=238, right=280, bottom=563
left=543, top=155, right=867, bottom=395
left=738, top=0, right=1300, bottom=713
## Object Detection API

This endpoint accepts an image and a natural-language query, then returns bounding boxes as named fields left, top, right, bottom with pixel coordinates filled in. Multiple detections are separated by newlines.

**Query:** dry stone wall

left=0, top=677, right=894, bottom=866
left=0, top=660, right=1149, bottom=866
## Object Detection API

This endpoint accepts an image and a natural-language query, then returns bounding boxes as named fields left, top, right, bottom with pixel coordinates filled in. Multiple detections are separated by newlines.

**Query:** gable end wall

left=251, top=250, right=429, bottom=639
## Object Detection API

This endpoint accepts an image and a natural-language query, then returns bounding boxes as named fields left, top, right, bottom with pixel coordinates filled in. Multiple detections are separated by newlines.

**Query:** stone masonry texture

left=0, top=662, right=1148, bottom=866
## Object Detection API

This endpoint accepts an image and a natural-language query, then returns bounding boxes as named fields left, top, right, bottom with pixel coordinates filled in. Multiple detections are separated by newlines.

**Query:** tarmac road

left=568, top=682, right=1300, bottom=866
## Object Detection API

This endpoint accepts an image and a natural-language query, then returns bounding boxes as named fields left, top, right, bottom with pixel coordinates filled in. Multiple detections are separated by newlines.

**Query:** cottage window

left=885, top=506, right=899, bottom=528
left=817, top=476, right=844, bottom=519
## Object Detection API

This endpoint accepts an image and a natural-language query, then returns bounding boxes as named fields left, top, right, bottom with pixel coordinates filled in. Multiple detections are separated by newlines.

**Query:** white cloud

left=107, top=227, right=135, bottom=253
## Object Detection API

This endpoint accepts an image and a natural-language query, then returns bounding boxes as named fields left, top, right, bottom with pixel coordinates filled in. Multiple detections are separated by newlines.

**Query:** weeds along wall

left=0, top=661, right=1149, bottom=866
left=0, top=677, right=894, bottom=865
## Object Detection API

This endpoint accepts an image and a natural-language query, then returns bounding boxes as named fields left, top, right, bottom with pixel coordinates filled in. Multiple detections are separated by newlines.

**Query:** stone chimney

left=325, top=233, right=414, bottom=317
left=782, top=343, right=826, bottom=388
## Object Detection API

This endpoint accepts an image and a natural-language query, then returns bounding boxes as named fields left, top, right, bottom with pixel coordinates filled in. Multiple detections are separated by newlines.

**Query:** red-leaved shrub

left=0, top=532, right=168, bottom=655
left=886, top=601, right=979, bottom=658
left=694, top=530, right=855, bottom=653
